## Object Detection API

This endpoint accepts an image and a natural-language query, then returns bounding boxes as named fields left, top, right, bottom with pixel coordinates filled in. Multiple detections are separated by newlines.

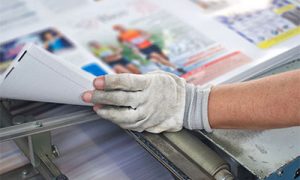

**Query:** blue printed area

left=82, top=63, right=107, bottom=77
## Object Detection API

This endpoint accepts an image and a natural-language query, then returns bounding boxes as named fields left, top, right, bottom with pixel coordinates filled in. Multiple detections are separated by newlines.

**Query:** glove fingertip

left=82, top=91, right=93, bottom=103
left=93, top=76, right=105, bottom=90
left=93, top=104, right=102, bottom=112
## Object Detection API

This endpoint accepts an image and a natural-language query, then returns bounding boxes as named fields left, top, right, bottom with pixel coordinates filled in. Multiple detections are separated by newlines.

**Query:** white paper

left=0, top=44, right=94, bottom=105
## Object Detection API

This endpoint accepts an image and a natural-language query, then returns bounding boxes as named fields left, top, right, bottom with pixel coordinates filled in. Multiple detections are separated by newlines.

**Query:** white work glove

left=86, top=71, right=212, bottom=133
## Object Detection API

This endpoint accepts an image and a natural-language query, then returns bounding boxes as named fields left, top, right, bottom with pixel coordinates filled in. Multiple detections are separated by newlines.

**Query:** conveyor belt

left=0, top=103, right=174, bottom=179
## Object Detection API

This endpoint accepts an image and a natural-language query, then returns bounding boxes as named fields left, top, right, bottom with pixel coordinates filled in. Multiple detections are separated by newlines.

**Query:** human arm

left=208, top=69, right=300, bottom=129
left=82, top=70, right=300, bottom=133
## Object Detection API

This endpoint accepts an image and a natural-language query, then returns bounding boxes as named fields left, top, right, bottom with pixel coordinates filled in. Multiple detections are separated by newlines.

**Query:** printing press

left=1, top=59, right=300, bottom=180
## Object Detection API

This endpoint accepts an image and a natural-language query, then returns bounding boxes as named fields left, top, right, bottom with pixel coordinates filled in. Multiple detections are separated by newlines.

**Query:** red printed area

left=184, top=44, right=225, bottom=67
left=182, top=51, right=251, bottom=85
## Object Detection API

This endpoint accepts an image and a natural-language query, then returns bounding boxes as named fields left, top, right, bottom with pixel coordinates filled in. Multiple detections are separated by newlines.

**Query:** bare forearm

left=209, top=70, right=300, bottom=129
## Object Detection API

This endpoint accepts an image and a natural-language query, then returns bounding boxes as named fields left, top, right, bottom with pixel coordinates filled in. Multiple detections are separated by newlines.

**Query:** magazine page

left=0, top=44, right=95, bottom=105
left=0, top=0, right=95, bottom=33
left=56, top=0, right=299, bottom=86
left=0, top=0, right=112, bottom=78
left=190, top=0, right=300, bottom=49
left=184, top=0, right=300, bottom=83
left=53, top=0, right=252, bottom=85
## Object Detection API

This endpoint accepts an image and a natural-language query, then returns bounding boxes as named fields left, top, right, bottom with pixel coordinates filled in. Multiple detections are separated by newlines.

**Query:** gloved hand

left=82, top=71, right=213, bottom=133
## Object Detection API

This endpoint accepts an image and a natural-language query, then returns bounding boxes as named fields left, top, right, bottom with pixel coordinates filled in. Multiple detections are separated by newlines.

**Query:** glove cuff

left=183, top=84, right=213, bottom=132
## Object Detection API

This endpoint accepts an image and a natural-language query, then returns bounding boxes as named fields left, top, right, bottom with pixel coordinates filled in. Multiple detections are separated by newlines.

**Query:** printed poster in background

left=0, top=28, right=109, bottom=76
left=62, top=0, right=251, bottom=85
left=192, top=0, right=300, bottom=49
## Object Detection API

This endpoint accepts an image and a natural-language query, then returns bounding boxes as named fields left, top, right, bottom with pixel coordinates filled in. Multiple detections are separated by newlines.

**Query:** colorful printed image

left=191, top=0, right=230, bottom=11
left=87, top=24, right=252, bottom=84
left=88, top=24, right=190, bottom=75
left=77, top=8, right=223, bottom=78
left=215, top=0, right=300, bottom=48
left=69, top=1, right=251, bottom=85
left=0, top=28, right=74, bottom=73
left=182, top=51, right=252, bottom=85
left=82, top=62, right=107, bottom=76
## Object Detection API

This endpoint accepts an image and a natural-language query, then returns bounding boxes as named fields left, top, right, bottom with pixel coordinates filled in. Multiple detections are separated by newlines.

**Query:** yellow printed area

left=273, top=4, right=296, bottom=14
left=257, top=27, right=300, bottom=49
left=0, top=61, right=12, bottom=71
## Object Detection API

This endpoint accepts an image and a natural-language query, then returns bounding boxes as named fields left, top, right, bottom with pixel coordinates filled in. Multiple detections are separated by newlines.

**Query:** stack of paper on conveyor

left=0, top=0, right=299, bottom=179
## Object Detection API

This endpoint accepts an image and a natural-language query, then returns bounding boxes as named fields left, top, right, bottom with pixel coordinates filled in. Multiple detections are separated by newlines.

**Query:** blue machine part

left=266, top=156, right=300, bottom=180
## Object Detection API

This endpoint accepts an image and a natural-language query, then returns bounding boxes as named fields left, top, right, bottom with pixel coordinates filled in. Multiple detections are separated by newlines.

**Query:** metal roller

left=163, top=130, right=234, bottom=180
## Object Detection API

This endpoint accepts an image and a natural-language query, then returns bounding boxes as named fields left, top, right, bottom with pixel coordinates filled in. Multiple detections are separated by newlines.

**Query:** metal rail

left=0, top=109, right=100, bottom=142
